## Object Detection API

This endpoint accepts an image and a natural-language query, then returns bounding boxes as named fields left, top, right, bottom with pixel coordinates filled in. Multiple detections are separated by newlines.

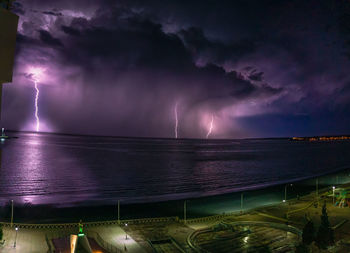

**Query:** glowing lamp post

left=125, top=223, right=128, bottom=240
left=13, top=226, right=18, bottom=248
left=284, top=184, right=293, bottom=202
left=117, top=200, right=120, bottom=224
left=10, top=200, right=13, bottom=227
left=332, top=186, right=335, bottom=204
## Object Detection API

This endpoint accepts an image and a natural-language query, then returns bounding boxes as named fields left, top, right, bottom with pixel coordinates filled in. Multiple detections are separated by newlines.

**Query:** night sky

left=4, top=0, right=350, bottom=138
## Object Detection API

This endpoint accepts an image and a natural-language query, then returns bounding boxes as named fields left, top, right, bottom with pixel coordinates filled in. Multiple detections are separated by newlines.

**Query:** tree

left=315, top=202, right=334, bottom=249
left=302, top=220, right=315, bottom=245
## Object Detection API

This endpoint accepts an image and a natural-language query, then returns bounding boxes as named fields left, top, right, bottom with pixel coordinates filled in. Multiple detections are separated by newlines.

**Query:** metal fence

left=0, top=216, right=178, bottom=229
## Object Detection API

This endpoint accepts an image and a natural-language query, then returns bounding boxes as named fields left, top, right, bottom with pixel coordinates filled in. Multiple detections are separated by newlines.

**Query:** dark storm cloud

left=42, top=11, right=63, bottom=17
left=11, top=1, right=25, bottom=15
left=336, top=0, right=350, bottom=58
left=248, top=71, right=264, bottom=82
left=196, top=64, right=280, bottom=101
left=179, top=27, right=257, bottom=64
left=58, top=16, right=193, bottom=71
left=16, top=33, right=36, bottom=45
left=61, top=25, right=80, bottom=36
left=38, top=30, right=64, bottom=47
left=3, top=0, right=350, bottom=138
left=52, top=11, right=279, bottom=105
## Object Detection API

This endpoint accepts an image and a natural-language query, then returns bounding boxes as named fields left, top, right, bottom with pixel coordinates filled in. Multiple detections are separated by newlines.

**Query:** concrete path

left=0, top=227, right=48, bottom=253
left=186, top=220, right=218, bottom=230
left=89, top=225, right=146, bottom=253
left=0, top=225, right=146, bottom=253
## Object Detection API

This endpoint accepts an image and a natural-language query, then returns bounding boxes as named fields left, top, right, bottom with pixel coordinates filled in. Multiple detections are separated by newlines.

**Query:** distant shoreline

left=291, top=135, right=350, bottom=141
left=9, top=129, right=350, bottom=141
left=5, top=129, right=289, bottom=141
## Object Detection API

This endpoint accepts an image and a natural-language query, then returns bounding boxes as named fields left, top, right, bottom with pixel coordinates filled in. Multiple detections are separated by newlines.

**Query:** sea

left=1, top=131, right=350, bottom=207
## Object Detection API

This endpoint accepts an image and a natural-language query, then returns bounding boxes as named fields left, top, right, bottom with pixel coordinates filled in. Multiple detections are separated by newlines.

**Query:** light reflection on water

left=0, top=133, right=98, bottom=205
left=0, top=132, right=350, bottom=207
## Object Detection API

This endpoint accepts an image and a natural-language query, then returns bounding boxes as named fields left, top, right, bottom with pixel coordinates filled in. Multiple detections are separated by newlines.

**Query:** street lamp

left=125, top=223, right=128, bottom=240
left=332, top=186, right=335, bottom=204
left=13, top=227, right=18, bottom=248
left=11, top=200, right=13, bottom=228
left=284, top=184, right=293, bottom=202
left=184, top=200, right=187, bottom=224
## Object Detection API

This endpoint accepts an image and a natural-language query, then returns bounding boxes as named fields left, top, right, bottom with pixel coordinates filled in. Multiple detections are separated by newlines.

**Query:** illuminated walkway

left=0, top=227, right=48, bottom=252
left=91, top=225, right=146, bottom=253
left=0, top=225, right=145, bottom=253
left=1, top=182, right=350, bottom=252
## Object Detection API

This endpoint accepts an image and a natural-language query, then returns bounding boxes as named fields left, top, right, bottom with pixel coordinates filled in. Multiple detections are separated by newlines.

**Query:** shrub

left=315, top=202, right=334, bottom=249
left=295, top=243, right=309, bottom=253
left=302, top=220, right=315, bottom=245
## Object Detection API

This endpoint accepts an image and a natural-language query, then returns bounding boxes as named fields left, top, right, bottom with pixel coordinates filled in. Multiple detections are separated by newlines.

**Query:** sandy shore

left=0, top=168, right=349, bottom=224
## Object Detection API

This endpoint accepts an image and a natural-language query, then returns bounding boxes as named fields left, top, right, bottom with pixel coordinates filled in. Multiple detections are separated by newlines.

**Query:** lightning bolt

left=28, top=67, right=43, bottom=132
left=206, top=115, right=214, bottom=139
left=174, top=102, right=179, bottom=139
left=34, top=80, right=40, bottom=132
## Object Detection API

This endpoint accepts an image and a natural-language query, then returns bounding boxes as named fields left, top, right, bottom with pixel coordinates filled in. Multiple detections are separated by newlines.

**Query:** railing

left=0, top=216, right=178, bottom=229
left=182, top=213, right=233, bottom=224
left=0, top=222, right=79, bottom=229
left=332, top=219, right=348, bottom=230
left=286, top=200, right=316, bottom=217
left=220, top=220, right=302, bottom=236
left=187, top=228, right=210, bottom=253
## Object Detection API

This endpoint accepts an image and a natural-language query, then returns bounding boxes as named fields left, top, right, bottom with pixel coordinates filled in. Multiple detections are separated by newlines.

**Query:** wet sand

left=1, top=168, right=349, bottom=224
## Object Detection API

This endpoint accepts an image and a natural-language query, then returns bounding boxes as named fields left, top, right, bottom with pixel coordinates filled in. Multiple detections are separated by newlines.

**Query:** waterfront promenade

left=1, top=183, right=350, bottom=252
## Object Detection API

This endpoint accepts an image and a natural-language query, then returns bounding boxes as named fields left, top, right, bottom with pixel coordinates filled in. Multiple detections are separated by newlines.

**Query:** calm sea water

left=0, top=132, right=350, bottom=207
